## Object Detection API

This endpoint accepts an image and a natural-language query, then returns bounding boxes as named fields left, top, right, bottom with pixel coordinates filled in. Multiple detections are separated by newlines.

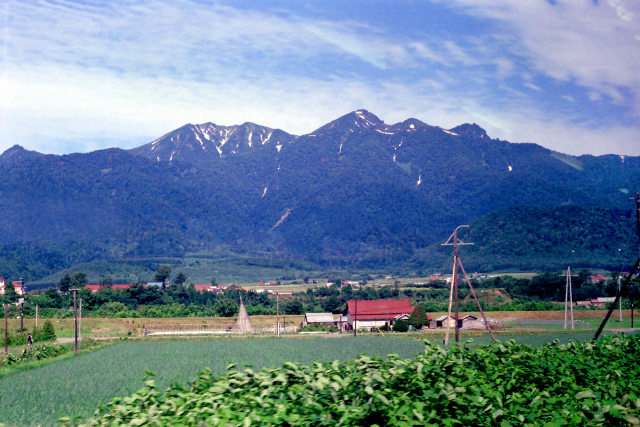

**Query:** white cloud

left=524, top=82, right=542, bottom=92
left=443, top=0, right=640, bottom=112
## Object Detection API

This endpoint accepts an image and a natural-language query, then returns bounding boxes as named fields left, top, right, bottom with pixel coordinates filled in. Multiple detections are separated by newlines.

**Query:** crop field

left=67, top=334, right=640, bottom=426
left=0, top=336, right=424, bottom=426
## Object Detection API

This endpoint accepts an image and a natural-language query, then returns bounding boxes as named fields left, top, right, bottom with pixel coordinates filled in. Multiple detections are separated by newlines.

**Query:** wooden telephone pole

left=4, top=304, right=7, bottom=354
left=70, top=288, right=78, bottom=352
left=442, top=225, right=495, bottom=344
left=276, top=293, right=279, bottom=337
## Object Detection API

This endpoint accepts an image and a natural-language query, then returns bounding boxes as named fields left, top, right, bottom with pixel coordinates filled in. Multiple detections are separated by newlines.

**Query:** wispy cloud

left=1, top=0, right=639, bottom=157
left=443, top=0, right=640, bottom=111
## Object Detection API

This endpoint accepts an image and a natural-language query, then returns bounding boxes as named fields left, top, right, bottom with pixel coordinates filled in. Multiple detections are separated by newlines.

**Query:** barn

left=301, top=312, right=335, bottom=327
left=344, top=299, right=417, bottom=330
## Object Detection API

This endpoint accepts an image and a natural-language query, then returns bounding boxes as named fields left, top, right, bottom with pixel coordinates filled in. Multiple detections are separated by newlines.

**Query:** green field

left=2, top=330, right=638, bottom=425
left=71, top=334, right=640, bottom=426
left=0, top=336, right=424, bottom=426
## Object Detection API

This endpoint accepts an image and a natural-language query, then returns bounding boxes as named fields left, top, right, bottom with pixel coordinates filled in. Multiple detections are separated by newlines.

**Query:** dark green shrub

left=33, top=320, right=56, bottom=342
left=392, top=320, right=408, bottom=332
left=298, top=324, right=338, bottom=333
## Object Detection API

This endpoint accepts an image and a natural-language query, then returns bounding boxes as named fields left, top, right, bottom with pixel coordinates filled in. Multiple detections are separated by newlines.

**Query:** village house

left=576, top=296, right=616, bottom=308
left=344, top=299, right=418, bottom=330
left=0, top=277, right=26, bottom=296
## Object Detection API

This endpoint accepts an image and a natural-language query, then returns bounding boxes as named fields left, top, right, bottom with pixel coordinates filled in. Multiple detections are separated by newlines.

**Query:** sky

left=1, top=0, right=639, bottom=156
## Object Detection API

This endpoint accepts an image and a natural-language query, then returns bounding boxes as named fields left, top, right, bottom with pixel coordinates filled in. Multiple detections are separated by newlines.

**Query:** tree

left=155, top=265, right=172, bottom=286
left=408, top=305, right=429, bottom=329
left=174, top=272, right=187, bottom=286
left=3, top=280, right=18, bottom=303
left=321, top=295, right=342, bottom=313
left=59, top=274, right=71, bottom=293
left=70, top=272, right=88, bottom=289
left=100, top=275, right=114, bottom=286
left=214, top=298, right=238, bottom=317
left=284, top=299, right=304, bottom=315
left=210, top=277, right=217, bottom=287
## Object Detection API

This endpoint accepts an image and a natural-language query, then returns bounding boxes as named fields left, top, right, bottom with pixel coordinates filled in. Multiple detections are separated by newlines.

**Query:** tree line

left=2, top=267, right=638, bottom=318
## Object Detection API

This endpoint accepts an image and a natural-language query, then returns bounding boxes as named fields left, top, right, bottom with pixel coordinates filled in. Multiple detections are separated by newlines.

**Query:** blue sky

left=1, top=0, right=639, bottom=155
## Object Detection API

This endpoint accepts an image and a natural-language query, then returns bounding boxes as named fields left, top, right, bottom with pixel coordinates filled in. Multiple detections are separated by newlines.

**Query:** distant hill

left=1, top=109, right=639, bottom=281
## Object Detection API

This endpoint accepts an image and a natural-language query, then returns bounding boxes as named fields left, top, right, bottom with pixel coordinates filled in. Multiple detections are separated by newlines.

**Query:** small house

left=435, top=314, right=492, bottom=330
left=435, top=315, right=458, bottom=328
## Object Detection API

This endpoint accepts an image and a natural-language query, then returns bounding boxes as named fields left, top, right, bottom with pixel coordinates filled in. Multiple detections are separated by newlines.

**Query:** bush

left=33, top=320, right=57, bottom=342
left=392, top=320, right=408, bottom=332
left=298, top=324, right=338, bottom=333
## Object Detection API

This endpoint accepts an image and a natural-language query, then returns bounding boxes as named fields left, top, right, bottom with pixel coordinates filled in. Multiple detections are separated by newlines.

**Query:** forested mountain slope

left=1, top=110, right=638, bottom=280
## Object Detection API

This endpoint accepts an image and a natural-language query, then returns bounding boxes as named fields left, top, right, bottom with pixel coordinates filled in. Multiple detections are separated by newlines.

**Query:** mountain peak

left=450, top=123, right=489, bottom=139
left=0, top=144, right=44, bottom=164
left=130, top=121, right=296, bottom=163
left=311, top=109, right=383, bottom=136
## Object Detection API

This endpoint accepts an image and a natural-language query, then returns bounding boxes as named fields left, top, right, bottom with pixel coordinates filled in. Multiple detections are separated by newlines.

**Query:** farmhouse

left=344, top=299, right=415, bottom=330
left=301, top=312, right=335, bottom=327
left=0, top=277, right=26, bottom=295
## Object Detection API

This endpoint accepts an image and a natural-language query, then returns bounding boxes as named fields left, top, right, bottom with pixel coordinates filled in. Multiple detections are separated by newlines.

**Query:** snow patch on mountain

left=271, top=208, right=292, bottom=230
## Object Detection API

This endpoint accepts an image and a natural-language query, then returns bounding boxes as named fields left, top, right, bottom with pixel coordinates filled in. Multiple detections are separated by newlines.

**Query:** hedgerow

left=65, top=335, right=640, bottom=426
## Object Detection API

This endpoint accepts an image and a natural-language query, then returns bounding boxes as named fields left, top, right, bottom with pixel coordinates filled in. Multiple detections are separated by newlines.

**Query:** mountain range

left=1, top=110, right=639, bottom=282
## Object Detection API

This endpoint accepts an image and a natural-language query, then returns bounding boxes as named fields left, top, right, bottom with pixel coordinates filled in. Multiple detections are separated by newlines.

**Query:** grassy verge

left=0, top=339, right=118, bottom=379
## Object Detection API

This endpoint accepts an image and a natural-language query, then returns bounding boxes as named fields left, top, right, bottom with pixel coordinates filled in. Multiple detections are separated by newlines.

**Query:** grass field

left=0, top=336, right=425, bottom=426
left=1, top=323, right=637, bottom=425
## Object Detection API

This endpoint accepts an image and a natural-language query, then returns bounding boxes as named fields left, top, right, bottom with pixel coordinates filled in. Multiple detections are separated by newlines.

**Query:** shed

left=302, top=312, right=335, bottom=327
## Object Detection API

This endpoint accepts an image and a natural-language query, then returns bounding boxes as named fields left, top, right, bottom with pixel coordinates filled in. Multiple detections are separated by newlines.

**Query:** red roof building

left=85, top=284, right=142, bottom=293
left=344, top=299, right=427, bottom=330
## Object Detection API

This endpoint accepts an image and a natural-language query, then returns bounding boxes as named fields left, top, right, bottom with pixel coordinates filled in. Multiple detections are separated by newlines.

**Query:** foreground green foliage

left=70, top=335, right=640, bottom=426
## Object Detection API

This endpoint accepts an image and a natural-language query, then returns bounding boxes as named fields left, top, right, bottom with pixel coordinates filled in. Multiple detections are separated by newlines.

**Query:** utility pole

left=36, top=304, right=39, bottom=328
left=4, top=304, right=7, bottom=354
left=561, top=267, right=577, bottom=330
left=276, top=293, right=279, bottom=337
left=79, top=299, right=82, bottom=340
left=19, top=298, right=24, bottom=333
left=442, top=225, right=474, bottom=344
left=594, top=193, right=640, bottom=340
left=71, top=288, right=78, bottom=352
left=353, top=296, right=358, bottom=337
left=618, top=275, right=623, bottom=322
